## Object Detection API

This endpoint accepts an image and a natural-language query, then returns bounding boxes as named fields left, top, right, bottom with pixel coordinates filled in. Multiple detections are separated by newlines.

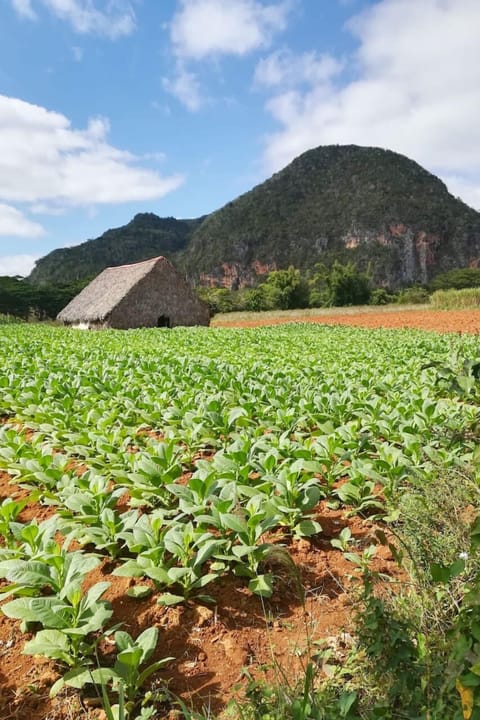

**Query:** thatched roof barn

left=57, top=256, right=210, bottom=329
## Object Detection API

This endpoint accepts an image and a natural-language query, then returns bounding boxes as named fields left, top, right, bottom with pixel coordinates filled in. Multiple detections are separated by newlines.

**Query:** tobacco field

left=0, top=323, right=479, bottom=720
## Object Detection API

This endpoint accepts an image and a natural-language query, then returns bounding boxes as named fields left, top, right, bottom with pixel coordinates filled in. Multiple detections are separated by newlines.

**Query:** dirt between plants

left=215, top=308, right=480, bottom=333
left=0, top=469, right=402, bottom=720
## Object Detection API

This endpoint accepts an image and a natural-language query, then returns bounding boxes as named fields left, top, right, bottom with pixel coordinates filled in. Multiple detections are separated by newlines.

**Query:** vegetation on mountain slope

left=28, top=145, right=480, bottom=289
left=184, top=145, right=480, bottom=288
left=29, top=213, right=204, bottom=285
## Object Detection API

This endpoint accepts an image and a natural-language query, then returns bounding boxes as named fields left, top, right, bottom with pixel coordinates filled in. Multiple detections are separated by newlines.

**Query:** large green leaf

left=23, top=629, right=73, bottom=664
left=248, top=574, right=274, bottom=597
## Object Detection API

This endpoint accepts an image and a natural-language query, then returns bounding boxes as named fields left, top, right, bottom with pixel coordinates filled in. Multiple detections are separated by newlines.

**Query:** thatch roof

left=57, top=256, right=173, bottom=323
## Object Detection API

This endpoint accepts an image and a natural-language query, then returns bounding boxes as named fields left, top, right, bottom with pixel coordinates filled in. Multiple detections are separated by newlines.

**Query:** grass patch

left=431, top=288, right=480, bottom=309
left=225, top=469, right=480, bottom=720
left=211, top=303, right=430, bottom=325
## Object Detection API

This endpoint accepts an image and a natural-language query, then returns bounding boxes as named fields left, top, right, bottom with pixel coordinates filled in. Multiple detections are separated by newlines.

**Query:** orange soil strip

left=215, top=308, right=480, bottom=333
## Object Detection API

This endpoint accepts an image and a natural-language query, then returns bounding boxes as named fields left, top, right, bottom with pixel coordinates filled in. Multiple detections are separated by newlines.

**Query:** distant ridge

left=29, top=213, right=204, bottom=285
left=30, top=145, right=480, bottom=289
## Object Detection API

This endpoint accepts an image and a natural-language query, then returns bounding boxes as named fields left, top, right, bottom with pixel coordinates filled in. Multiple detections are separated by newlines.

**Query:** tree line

left=2, top=264, right=480, bottom=321
left=0, top=277, right=90, bottom=320
left=198, top=264, right=480, bottom=315
left=199, top=262, right=380, bottom=315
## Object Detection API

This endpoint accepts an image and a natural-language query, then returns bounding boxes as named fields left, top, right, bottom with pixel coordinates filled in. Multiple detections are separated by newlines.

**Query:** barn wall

left=109, top=263, right=210, bottom=329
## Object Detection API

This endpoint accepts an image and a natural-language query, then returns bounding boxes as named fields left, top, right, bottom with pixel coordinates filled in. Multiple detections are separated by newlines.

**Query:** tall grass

left=431, top=288, right=480, bottom=309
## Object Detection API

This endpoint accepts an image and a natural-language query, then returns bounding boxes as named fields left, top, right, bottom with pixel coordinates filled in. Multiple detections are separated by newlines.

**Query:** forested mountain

left=29, top=214, right=204, bottom=285
left=29, top=145, right=480, bottom=289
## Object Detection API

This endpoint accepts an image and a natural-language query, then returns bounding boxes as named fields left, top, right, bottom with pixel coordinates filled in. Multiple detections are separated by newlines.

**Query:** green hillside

left=29, top=145, right=480, bottom=289
left=29, top=213, right=204, bottom=285
left=183, top=145, right=480, bottom=288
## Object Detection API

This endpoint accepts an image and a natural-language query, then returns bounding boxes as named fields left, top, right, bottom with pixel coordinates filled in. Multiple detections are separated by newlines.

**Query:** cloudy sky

left=1, top=0, right=479, bottom=276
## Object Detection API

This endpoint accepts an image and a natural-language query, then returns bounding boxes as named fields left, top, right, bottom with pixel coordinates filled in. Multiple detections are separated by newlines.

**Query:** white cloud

left=165, top=0, right=290, bottom=110
left=0, top=254, right=40, bottom=277
left=0, top=204, right=45, bottom=237
left=261, top=0, right=480, bottom=209
left=171, top=0, right=290, bottom=60
left=29, top=202, right=67, bottom=215
left=72, top=45, right=83, bottom=62
left=11, top=0, right=136, bottom=38
left=162, top=66, right=204, bottom=111
left=11, top=0, right=36, bottom=20
left=255, top=49, right=343, bottom=88
left=0, top=95, right=184, bottom=206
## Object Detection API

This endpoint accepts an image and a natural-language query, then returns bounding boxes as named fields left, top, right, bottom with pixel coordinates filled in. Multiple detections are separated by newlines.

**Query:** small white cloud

left=165, top=0, right=291, bottom=112
left=29, top=202, right=67, bottom=215
left=151, top=100, right=172, bottom=117
left=162, top=66, right=204, bottom=111
left=171, top=0, right=290, bottom=60
left=0, top=94, right=184, bottom=206
left=11, top=0, right=136, bottom=39
left=72, top=45, right=83, bottom=62
left=141, top=151, right=167, bottom=163
left=0, top=203, right=46, bottom=238
left=0, top=254, right=40, bottom=277
left=255, top=49, right=343, bottom=88
left=11, top=0, right=36, bottom=20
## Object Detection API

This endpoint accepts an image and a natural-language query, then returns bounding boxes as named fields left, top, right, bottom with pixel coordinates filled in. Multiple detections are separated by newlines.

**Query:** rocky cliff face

left=199, top=260, right=277, bottom=290
left=339, top=224, right=442, bottom=286
left=29, top=145, right=480, bottom=289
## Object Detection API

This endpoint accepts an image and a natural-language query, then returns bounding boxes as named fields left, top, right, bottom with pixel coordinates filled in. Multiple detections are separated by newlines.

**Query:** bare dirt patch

left=215, top=308, right=480, bottom=333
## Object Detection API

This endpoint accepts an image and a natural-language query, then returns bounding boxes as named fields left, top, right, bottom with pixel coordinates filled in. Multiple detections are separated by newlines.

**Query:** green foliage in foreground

left=431, top=287, right=480, bottom=309
left=0, top=323, right=478, bottom=718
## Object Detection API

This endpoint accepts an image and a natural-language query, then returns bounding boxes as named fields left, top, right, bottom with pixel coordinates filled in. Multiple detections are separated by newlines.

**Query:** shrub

left=242, top=287, right=269, bottom=312
left=369, top=288, right=394, bottom=305
left=309, top=261, right=371, bottom=307
left=396, top=286, right=430, bottom=304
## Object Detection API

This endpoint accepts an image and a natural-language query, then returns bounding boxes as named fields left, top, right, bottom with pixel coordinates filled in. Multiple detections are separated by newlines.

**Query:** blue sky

left=1, top=0, right=479, bottom=277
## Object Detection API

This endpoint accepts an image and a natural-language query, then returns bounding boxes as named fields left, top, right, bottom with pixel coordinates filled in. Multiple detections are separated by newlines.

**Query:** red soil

left=215, top=308, right=480, bottom=333
left=0, top=468, right=400, bottom=720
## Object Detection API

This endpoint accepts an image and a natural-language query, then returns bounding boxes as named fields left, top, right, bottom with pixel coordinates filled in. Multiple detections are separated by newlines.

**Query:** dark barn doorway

left=157, top=315, right=171, bottom=328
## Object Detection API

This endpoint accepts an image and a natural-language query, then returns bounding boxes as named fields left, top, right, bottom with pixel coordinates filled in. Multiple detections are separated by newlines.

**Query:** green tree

left=197, top=287, right=236, bottom=314
left=0, top=276, right=91, bottom=321
left=243, top=287, right=269, bottom=312
left=307, top=263, right=329, bottom=307
left=326, top=262, right=371, bottom=306
left=262, top=266, right=309, bottom=310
